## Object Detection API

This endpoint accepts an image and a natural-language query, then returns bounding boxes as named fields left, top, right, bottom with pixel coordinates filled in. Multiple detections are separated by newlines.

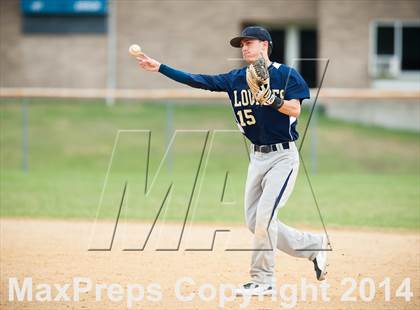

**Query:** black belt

left=253, top=142, right=290, bottom=153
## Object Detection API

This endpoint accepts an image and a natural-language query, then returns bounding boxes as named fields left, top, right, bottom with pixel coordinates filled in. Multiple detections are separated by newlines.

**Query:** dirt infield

left=1, top=218, right=419, bottom=310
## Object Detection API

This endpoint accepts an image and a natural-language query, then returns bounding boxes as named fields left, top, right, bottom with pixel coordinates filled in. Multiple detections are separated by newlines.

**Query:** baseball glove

left=246, top=57, right=284, bottom=109
left=246, top=57, right=269, bottom=98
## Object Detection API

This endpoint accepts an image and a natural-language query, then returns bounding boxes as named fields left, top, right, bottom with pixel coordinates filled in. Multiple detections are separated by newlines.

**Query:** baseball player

left=136, top=26, right=328, bottom=296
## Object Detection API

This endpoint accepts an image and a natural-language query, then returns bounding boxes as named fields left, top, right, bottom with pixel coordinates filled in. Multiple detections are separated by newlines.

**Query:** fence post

left=21, top=98, right=29, bottom=172
left=310, top=102, right=318, bottom=175
left=165, top=101, right=174, bottom=174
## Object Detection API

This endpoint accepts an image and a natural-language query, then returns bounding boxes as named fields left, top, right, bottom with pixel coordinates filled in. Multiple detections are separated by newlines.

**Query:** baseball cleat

left=235, top=282, right=274, bottom=296
left=313, top=234, right=329, bottom=281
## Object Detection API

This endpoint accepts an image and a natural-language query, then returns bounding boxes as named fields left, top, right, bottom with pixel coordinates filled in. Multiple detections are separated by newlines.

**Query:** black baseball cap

left=230, top=26, right=273, bottom=49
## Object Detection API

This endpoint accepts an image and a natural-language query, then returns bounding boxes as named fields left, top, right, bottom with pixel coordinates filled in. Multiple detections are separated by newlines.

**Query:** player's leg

left=275, top=220, right=322, bottom=259
left=245, top=162, right=323, bottom=259
left=249, top=150, right=298, bottom=286
left=243, top=152, right=264, bottom=234
left=271, top=157, right=323, bottom=259
left=236, top=151, right=273, bottom=296
left=272, top=143, right=328, bottom=280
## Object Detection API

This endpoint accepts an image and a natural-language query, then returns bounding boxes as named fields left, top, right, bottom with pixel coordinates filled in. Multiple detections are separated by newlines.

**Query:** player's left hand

left=256, top=86, right=275, bottom=105
left=256, top=83, right=284, bottom=110
left=246, top=57, right=284, bottom=110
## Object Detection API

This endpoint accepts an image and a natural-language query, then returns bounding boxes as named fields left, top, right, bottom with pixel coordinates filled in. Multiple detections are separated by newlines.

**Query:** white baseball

left=128, top=44, right=142, bottom=56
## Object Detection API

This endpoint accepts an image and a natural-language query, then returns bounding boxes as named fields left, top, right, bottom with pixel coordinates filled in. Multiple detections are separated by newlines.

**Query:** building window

left=376, top=26, right=394, bottom=55
left=371, top=21, right=420, bottom=79
left=402, top=27, right=420, bottom=71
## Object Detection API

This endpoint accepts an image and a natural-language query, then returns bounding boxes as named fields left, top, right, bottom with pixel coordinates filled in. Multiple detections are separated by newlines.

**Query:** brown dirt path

left=1, top=218, right=419, bottom=310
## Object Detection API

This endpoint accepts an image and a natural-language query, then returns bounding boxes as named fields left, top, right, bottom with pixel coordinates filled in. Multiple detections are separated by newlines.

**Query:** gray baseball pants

left=244, top=142, right=322, bottom=285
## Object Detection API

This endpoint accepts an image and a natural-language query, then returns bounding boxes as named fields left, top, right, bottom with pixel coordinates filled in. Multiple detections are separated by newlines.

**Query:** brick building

left=1, top=0, right=419, bottom=90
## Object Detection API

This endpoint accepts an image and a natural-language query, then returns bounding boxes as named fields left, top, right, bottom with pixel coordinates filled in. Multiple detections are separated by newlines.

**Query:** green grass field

left=1, top=99, right=419, bottom=229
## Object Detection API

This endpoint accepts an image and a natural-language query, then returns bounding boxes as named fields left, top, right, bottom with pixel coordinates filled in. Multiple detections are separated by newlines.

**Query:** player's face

left=241, top=39, right=267, bottom=63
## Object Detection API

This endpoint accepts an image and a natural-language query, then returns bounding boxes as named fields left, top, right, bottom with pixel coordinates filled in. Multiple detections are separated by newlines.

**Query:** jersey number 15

left=237, top=109, right=256, bottom=126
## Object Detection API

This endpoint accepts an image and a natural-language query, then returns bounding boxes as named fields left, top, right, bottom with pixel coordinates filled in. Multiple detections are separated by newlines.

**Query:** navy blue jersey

left=159, top=62, right=310, bottom=145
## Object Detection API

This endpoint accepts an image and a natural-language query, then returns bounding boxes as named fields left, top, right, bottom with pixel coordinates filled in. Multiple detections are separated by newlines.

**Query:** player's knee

left=254, top=219, right=277, bottom=239
left=246, top=220, right=256, bottom=234
left=254, top=224, right=268, bottom=239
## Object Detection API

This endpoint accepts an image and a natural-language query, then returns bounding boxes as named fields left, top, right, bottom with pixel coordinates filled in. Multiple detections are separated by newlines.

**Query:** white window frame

left=369, top=20, right=420, bottom=81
